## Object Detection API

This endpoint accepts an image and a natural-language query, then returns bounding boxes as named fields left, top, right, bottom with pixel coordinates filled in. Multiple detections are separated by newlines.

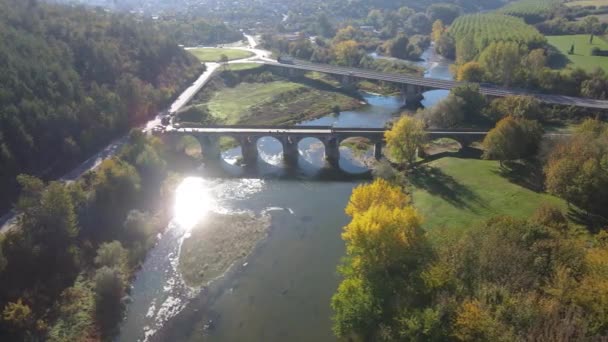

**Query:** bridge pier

left=341, top=75, right=356, bottom=87
left=282, top=136, right=299, bottom=168
left=324, top=137, right=340, bottom=168
left=197, top=135, right=221, bottom=161
left=240, top=136, right=258, bottom=165
left=287, top=68, right=306, bottom=78
left=401, top=84, right=423, bottom=108
left=374, top=141, right=383, bottom=160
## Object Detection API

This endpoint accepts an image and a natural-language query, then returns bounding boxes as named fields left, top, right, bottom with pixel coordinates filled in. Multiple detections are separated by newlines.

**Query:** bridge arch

left=338, top=136, right=377, bottom=173
left=256, top=136, right=284, bottom=165
left=298, top=137, right=326, bottom=170
left=218, top=136, right=244, bottom=166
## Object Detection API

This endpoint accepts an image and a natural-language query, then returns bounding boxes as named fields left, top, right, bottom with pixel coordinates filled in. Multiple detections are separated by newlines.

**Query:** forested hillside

left=0, top=0, right=204, bottom=210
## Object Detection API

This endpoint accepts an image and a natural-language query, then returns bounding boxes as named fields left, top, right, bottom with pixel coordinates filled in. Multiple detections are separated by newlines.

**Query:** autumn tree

left=332, top=180, right=430, bottom=340
left=482, top=116, right=544, bottom=165
left=345, top=178, right=409, bottom=217
left=431, top=19, right=445, bottom=42
left=544, top=119, right=608, bottom=216
left=2, top=299, right=32, bottom=330
left=333, top=40, right=362, bottom=67
left=456, top=61, right=485, bottom=82
left=385, top=116, right=427, bottom=165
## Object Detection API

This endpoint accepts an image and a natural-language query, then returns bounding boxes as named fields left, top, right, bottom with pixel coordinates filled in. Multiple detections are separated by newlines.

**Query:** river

left=117, top=45, right=453, bottom=342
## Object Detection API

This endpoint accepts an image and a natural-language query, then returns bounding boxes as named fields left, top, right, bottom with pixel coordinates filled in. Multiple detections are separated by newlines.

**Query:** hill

left=0, top=0, right=204, bottom=210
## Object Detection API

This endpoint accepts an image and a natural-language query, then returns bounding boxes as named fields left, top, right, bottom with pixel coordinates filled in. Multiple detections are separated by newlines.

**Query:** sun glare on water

left=174, top=177, right=215, bottom=231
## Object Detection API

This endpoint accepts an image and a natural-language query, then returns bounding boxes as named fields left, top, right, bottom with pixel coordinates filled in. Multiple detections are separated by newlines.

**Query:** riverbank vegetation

left=0, top=132, right=175, bottom=341
left=331, top=117, right=608, bottom=341
left=0, top=0, right=204, bottom=212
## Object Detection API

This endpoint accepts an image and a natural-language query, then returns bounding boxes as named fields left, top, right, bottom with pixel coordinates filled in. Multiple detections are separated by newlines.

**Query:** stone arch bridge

left=161, top=125, right=487, bottom=168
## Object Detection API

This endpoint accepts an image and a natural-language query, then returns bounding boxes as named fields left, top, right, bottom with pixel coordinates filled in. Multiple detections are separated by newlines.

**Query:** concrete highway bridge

left=162, top=125, right=488, bottom=168
left=261, top=60, right=608, bottom=110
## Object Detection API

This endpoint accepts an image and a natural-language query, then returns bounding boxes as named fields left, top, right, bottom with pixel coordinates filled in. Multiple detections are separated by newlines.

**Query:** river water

left=118, top=46, right=453, bottom=342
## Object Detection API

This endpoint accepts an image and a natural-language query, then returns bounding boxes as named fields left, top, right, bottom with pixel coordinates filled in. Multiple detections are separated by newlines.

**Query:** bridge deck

left=261, top=61, right=608, bottom=110
left=167, top=125, right=489, bottom=136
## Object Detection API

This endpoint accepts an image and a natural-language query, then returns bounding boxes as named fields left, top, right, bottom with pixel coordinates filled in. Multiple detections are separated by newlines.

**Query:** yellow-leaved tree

left=332, top=180, right=430, bottom=339
left=384, top=116, right=427, bottom=166
left=432, top=19, right=445, bottom=42
left=345, top=178, right=409, bottom=217
left=342, top=204, right=425, bottom=274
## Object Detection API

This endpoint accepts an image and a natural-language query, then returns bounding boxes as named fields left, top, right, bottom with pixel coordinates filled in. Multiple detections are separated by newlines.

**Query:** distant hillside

left=0, top=0, right=204, bottom=210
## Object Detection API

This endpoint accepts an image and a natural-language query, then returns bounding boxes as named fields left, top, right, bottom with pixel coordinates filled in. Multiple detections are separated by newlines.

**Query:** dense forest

left=0, top=0, right=204, bottom=211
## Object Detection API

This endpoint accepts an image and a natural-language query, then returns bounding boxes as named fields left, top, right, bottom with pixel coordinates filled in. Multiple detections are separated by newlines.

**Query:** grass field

left=206, top=81, right=303, bottom=123
left=225, top=63, right=263, bottom=71
left=547, top=35, right=608, bottom=72
left=566, top=0, right=608, bottom=7
left=410, top=158, right=568, bottom=238
left=200, top=78, right=363, bottom=125
left=188, top=48, right=254, bottom=62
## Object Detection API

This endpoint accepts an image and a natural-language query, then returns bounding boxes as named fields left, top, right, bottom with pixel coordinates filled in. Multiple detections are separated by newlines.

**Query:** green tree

left=482, top=116, right=544, bottom=165
left=450, top=84, right=486, bottom=120
left=456, top=61, right=485, bottom=82
left=94, top=266, right=125, bottom=335
left=331, top=276, right=381, bottom=338
left=436, top=32, right=455, bottom=59
left=427, top=3, right=462, bottom=25
left=94, top=241, right=128, bottom=272
left=456, top=34, right=477, bottom=64
left=385, top=116, right=427, bottom=165
left=478, top=41, right=525, bottom=86
left=418, top=94, right=465, bottom=128
left=484, top=95, right=544, bottom=122
left=544, top=119, right=608, bottom=216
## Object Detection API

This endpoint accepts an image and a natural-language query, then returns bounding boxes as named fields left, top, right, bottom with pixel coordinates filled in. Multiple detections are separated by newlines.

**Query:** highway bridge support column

left=240, top=136, right=258, bottom=165
left=341, top=75, right=355, bottom=87
left=401, top=84, right=423, bottom=108
left=198, top=135, right=221, bottom=162
left=282, top=136, right=299, bottom=168
left=324, top=137, right=340, bottom=168
left=374, top=142, right=383, bottom=160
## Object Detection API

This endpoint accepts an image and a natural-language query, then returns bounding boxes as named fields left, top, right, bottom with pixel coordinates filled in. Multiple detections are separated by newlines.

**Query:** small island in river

left=178, top=212, right=271, bottom=287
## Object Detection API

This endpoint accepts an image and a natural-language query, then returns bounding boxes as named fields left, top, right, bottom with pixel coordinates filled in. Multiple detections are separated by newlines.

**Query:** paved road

left=260, top=60, right=608, bottom=110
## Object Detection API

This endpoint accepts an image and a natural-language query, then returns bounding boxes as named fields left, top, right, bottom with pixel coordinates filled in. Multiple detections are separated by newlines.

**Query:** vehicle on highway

left=277, top=56, right=294, bottom=64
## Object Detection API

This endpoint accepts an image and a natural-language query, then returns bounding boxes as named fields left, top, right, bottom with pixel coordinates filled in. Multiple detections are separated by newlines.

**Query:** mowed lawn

left=206, top=81, right=304, bottom=123
left=188, top=48, right=253, bottom=62
left=411, top=158, right=568, bottom=237
left=547, top=35, right=608, bottom=72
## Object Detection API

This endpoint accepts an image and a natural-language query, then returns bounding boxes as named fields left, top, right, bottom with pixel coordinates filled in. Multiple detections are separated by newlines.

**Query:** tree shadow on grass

left=493, top=160, right=545, bottom=193
left=547, top=44, right=571, bottom=69
left=409, top=165, right=484, bottom=211
left=566, top=206, right=608, bottom=234
left=421, top=147, right=483, bottom=164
